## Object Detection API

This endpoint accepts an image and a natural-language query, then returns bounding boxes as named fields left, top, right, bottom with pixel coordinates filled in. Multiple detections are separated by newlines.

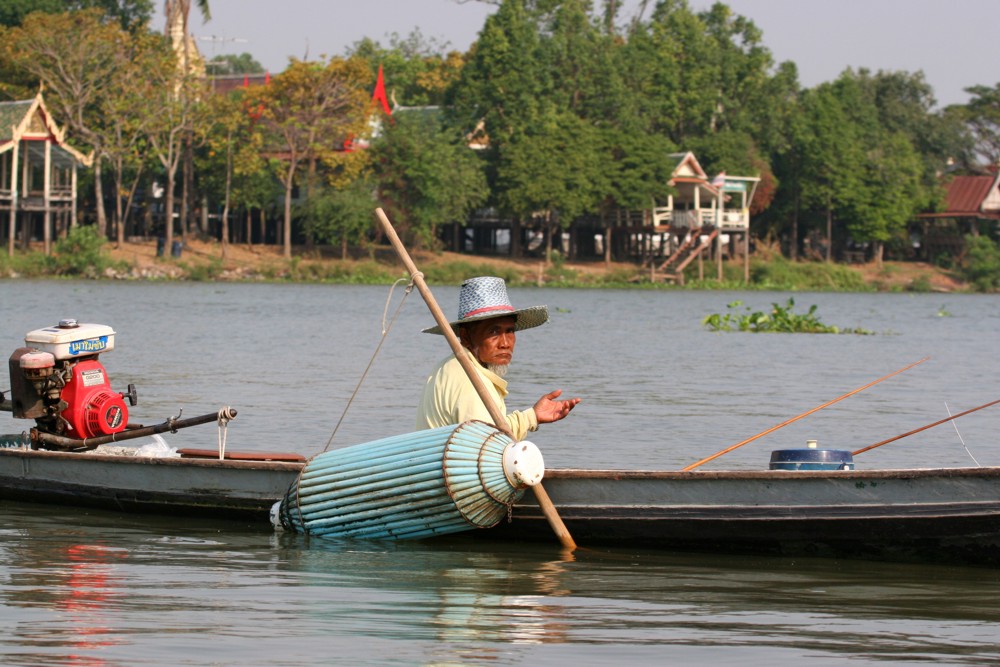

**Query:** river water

left=1, top=280, right=999, bottom=665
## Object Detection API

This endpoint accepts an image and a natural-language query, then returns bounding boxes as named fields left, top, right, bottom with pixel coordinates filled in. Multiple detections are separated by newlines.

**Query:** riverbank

left=2, top=236, right=968, bottom=291
left=109, top=237, right=969, bottom=292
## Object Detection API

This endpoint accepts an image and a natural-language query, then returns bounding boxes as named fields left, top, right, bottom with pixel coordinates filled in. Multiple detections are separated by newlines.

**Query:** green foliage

left=958, top=235, right=1000, bottom=292
left=206, top=53, right=264, bottom=76
left=0, top=0, right=63, bottom=28
left=350, top=31, right=463, bottom=107
left=907, top=276, right=932, bottom=293
left=421, top=261, right=521, bottom=286
left=0, top=1, right=152, bottom=30
left=300, top=180, right=375, bottom=251
left=50, top=225, right=123, bottom=276
left=249, top=56, right=373, bottom=257
left=748, top=255, right=871, bottom=291
left=962, top=83, right=1000, bottom=165
left=371, top=110, right=487, bottom=248
left=703, top=298, right=873, bottom=334
left=496, top=109, right=605, bottom=224
left=181, top=258, right=224, bottom=282
left=0, top=248, right=53, bottom=277
left=285, top=259, right=395, bottom=284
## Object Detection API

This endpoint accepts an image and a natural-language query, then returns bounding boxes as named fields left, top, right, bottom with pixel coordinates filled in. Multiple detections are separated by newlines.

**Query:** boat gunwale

left=0, top=446, right=306, bottom=472
left=544, top=466, right=1000, bottom=481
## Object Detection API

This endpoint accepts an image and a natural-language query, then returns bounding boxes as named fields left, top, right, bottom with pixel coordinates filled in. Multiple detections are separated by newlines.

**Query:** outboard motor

left=8, top=319, right=137, bottom=442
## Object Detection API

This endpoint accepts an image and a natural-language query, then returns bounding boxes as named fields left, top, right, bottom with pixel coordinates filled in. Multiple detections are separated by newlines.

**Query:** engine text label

left=69, top=336, right=109, bottom=355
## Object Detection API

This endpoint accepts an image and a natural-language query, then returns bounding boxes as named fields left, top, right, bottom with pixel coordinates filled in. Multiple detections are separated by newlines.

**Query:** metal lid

left=502, top=440, right=545, bottom=488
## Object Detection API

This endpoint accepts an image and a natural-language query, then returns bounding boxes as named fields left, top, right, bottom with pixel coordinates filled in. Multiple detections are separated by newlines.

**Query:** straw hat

left=423, top=276, right=549, bottom=335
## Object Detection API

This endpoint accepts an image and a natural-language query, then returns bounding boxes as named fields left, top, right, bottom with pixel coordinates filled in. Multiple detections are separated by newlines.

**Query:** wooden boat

left=488, top=467, right=1000, bottom=565
left=0, top=445, right=304, bottom=520
left=1, top=442, right=998, bottom=565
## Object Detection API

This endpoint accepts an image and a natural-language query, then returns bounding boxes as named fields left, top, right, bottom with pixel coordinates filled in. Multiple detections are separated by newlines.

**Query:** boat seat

left=177, top=448, right=306, bottom=463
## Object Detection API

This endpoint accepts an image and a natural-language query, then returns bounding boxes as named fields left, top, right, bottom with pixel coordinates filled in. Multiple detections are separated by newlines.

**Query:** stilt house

left=0, top=92, right=91, bottom=255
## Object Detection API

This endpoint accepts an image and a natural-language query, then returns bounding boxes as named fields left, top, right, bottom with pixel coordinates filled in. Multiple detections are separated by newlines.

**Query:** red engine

left=7, top=320, right=136, bottom=445
left=59, top=358, right=129, bottom=438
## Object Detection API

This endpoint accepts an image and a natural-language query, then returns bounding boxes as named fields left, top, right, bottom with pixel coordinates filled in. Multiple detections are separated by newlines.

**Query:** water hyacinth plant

left=703, top=298, right=874, bottom=334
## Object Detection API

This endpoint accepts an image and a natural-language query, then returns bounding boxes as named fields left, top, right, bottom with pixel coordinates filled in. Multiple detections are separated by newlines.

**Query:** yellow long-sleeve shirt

left=415, top=347, right=538, bottom=441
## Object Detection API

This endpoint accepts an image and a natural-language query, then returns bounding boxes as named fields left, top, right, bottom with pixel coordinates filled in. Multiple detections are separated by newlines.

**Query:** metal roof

left=945, top=175, right=996, bottom=214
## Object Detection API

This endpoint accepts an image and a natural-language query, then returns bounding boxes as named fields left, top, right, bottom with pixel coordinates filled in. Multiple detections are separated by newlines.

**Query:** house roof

left=667, top=151, right=708, bottom=181
left=919, top=173, right=1000, bottom=220
left=209, top=73, right=270, bottom=95
left=0, top=93, right=91, bottom=167
left=0, top=100, right=34, bottom=142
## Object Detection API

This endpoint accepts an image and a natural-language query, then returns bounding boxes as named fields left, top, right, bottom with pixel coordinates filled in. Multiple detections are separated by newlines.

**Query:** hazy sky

left=166, top=0, right=1000, bottom=108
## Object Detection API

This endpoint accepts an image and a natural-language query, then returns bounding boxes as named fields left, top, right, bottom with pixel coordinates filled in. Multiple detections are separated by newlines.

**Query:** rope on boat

left=320, top=275, right=420, bottom=453
left=946, top=401, right=982, bottom=467
left=217, top=406, right=235, bottom=460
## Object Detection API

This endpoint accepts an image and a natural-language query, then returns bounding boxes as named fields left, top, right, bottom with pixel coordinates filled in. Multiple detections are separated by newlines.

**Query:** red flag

left=372, top=64, right=391, bottom=116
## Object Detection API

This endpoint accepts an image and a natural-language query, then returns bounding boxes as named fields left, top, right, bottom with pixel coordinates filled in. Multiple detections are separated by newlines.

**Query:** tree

left=496, top=108, right=605, bottom=262
left=843, top=131, right=924, bottom=266
left=163, top=0, right=209, bottom=33
left=300, top=179, right=376, bottom=259
left=836, top=70, right=951, bottom=265
left=961, top=83, right=1000, bottom=167
left=206, top=52, right=264, bottom=76
left=247, top=57, right=370, bottom=258
left=198, top=86, right=266, bottom=258
left=349, top=30, right=465, bottom=108
left=100, top=28, right=165, bottom=247
left=0, top=0, right=152, bottom=29
left=371, top=109, right=487, bottom=249
left=137, top=35, right=200, bottom=253
left=448, top=0, right=548, bottom=145
left=1, top=9, right=129, bottom=237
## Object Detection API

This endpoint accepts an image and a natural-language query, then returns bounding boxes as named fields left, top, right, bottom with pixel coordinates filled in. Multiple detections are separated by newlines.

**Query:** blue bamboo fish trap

left=273, top=421, right=544, bottom=540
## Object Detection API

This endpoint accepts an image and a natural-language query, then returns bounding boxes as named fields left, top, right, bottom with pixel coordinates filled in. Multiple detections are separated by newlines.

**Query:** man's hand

left=533, top=389, right=581, bottom=424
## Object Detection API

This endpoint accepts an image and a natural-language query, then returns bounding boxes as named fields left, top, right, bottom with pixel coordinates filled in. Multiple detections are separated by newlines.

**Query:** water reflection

left=276, top=531, right=1000, bottom=663
left=1, top=519, right=128, bottom=666
left=276, top=533, right=577, bottom=649
left=0, top=501, right=999, bottom=665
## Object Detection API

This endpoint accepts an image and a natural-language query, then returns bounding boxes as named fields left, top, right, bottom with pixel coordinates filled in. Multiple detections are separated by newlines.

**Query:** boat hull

left=485, top=468, right=1000, bottom=564
left=2, top=447, right=999, bottom=564
left=0, top=447, right=303, bottom=519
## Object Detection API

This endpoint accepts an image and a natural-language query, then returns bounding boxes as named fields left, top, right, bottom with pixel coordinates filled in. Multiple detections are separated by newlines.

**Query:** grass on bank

left=0, top=226, right=129, bottom=278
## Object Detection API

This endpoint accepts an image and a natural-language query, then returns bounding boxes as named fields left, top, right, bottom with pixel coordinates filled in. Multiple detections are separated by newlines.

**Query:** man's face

left=461, top=316, right=517, bottom=367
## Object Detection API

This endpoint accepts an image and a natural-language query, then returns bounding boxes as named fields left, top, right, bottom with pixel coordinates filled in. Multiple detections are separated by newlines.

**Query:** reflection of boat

left=2, top=444, right=1000, bottom=565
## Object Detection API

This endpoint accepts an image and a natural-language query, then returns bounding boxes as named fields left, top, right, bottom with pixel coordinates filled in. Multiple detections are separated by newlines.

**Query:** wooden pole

left=374, top=207, right=577, bottom=551
left=852, top=397, right=1000, bottom=456
left=682, top=357, right=929, bottom=472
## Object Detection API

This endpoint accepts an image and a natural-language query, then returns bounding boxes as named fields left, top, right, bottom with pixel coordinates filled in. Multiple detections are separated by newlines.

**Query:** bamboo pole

left=374, top=207, right=577, bottom=551
left=682, top=357, right=929, bottom=472
left=852, top=397, right=1000, bottom=456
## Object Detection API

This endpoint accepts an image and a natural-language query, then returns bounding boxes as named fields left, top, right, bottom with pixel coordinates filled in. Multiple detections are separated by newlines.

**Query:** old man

left=416, top=276, right=580, bottom=440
